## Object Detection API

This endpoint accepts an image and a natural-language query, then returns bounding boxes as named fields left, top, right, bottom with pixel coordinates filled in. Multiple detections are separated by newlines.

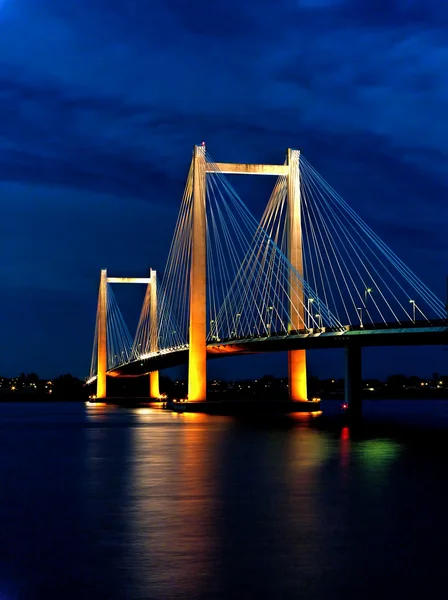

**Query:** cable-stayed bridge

left=87, top=144, right=448, bottom=413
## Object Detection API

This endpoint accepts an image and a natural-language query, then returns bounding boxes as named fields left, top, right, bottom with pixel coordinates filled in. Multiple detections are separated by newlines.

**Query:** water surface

left=0, top=401, right=447, bottom=599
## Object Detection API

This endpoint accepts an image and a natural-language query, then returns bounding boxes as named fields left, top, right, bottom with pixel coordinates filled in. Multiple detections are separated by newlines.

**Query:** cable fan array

left=90, top=147, right=447, bottom=378
left=154, top=162, right=193, bottom=352
left=133, top=273, right=184, bottom=359
left=206, top=154, right=341, bottom=340
left=89, top=283, right=134, bottom=379
left=152, top=150, right=339, bottom=347
left=296, top=156, right=445, bottom=326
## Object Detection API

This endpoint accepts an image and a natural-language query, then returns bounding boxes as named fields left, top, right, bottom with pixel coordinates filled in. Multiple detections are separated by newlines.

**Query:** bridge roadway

left=107, top=320, right=448, bottom=378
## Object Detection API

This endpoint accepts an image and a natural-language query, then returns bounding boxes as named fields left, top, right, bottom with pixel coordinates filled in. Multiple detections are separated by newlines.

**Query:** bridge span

left=99, top=322, right=448, bottom=417
left=108, top=321, right=448, bottom=378
left=88, top=144, right=448, bottom=417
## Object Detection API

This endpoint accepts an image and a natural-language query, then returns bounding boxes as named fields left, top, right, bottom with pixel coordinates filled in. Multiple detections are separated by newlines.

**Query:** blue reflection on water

left=0, top=401, right=447, bottom=599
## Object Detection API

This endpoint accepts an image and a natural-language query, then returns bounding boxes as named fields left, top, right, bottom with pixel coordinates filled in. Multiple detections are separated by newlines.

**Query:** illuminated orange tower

left=97, top=268, right=108, bottom=399
left=287, top=149, right=308, bottom=402
left=149, top=268, right=160, bottom=398
left=188, top=145, right=207, bottom=401
left=186, top=145, right=307, bottom=402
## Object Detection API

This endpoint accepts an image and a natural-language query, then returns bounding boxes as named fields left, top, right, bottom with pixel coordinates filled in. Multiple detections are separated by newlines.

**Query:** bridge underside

left=107, top=324, right=448, bottom=378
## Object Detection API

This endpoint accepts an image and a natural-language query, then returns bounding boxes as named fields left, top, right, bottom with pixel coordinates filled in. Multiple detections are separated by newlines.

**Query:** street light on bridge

left=235, top=313, right=241, bottom=337
left=266, top=307, right=273, bottom=335
left=307, top=298, right=314, bottom=328
left=409, top=299, right=416, bottom=322
left=357, top=307, right=363, bottom=328
left=365, top=287, right=373, bottom=305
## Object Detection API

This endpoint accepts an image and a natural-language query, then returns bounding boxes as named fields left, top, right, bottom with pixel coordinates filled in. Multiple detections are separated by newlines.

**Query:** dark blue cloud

left=337, top=0, right=448, bottom=29
left=0, top=0, right=447, bottom=378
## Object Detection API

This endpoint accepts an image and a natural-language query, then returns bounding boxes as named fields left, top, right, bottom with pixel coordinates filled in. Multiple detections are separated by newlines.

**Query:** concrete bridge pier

left=345, top=344, right=362, bottom=420
left=97, top=268, right=108, bottom=399
left=287, top=148, right=308, bottom=402
left=188, top=144, right=207, bottom=402
left=149, top=268, right=160, bottom=399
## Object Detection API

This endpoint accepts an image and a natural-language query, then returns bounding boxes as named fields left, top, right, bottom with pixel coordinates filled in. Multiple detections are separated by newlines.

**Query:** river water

left=1, top=400, right=448, bottom=599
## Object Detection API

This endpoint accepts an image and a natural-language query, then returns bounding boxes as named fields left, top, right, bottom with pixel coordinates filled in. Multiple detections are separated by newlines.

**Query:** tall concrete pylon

left=186, top=145, right=307, bottom=402
left=188, top=144, right=207, bottom=402
left=149, top=268, right=160, bottom=399
left=97, top=268, right=108, bottom=399
left=287, top=149, right=307, bottom=401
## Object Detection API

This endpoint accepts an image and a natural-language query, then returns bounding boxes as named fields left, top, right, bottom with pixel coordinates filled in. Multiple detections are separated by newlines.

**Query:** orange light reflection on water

left=282, top=427, right=329, bottom=573
left=174, top=410, right=210, bottom=421
left=85, top=402, right=116, bottom=420
left=127, top=411, right=220, bottom=597
left=133, top=407, right=152, bottom=416
left=289, top=410, right=323, bottom=422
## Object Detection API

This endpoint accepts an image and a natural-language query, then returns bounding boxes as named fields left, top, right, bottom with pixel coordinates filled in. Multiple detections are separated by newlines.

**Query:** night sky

left=1, top=0, right=447, bottom=381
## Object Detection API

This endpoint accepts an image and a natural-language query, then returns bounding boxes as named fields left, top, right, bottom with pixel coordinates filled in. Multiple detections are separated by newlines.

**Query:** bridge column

left=97, top=268, right=107, bottom=399
left=188, top=144, right=207, bottom=401
left=287, top=148, right=308, bottom=402
left=149, top=268, right=160, bottom=399
left=345, top=344, right=362, bottom=420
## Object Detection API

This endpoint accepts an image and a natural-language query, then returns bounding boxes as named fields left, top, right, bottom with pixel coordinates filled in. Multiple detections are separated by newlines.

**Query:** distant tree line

left=0, top=373, right=89, bottom=401
left=1, top=371, right=447, bottom=402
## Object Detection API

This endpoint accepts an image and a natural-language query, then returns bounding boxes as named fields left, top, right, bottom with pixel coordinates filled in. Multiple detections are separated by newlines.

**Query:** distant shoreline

left=2, top=394, right=448, bottom=403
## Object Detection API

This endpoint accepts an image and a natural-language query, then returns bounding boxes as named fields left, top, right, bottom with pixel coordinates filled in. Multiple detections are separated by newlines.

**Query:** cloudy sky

left=1, top=0, right=447, bottom=379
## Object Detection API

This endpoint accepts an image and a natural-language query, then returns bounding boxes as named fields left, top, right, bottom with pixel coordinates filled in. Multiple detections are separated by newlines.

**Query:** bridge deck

left=104, top=321, right=448, bottom=378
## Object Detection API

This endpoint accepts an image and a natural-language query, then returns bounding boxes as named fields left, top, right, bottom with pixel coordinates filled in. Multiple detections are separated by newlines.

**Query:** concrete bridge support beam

left=97, top=268, right=108, bottom=399
left=345, top=344, right=362, bottom=420
left=188, top=144, right=207, bottom=402
left=287, top=148, right=308, bottom=402
left=149, top=268, right=160, bottom=399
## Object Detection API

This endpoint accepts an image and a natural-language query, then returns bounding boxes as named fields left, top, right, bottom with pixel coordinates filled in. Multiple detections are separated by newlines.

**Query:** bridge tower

left=287, top=149, right=308, bottom=402
left=97, top=268, right=108, bottom=399
left=188, top=144, right=207, bottom=401
left=149, top=268, right=160, bottom=399
left=187, top=144, right=308, bottom=402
